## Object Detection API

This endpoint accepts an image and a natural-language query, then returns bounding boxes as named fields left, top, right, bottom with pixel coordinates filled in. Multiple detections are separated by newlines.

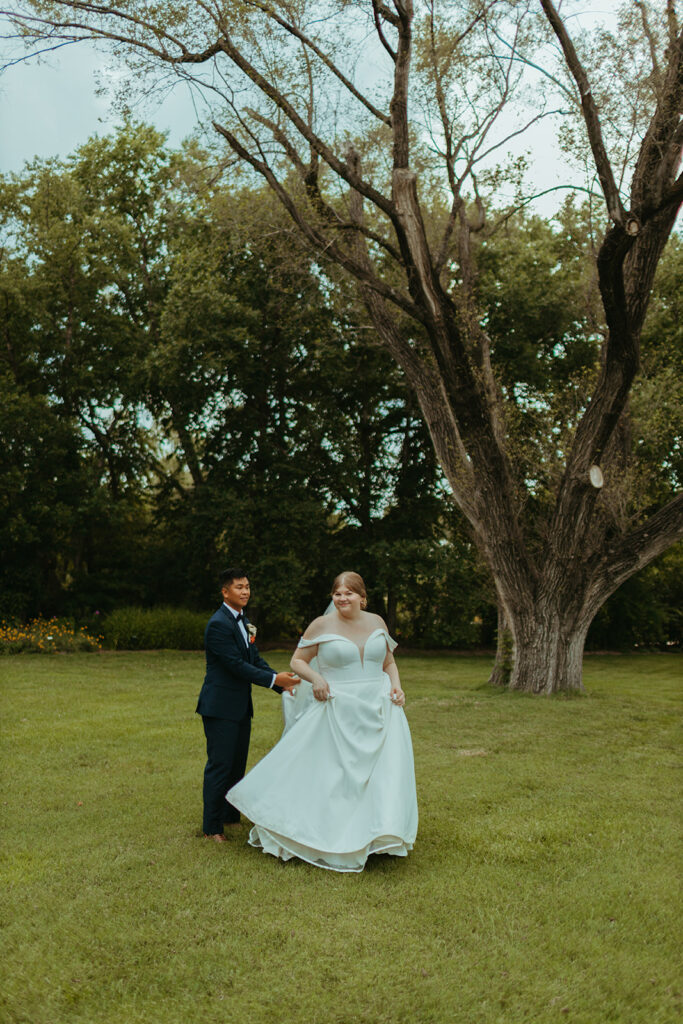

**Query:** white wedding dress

left=227, top=629, right=418, bottom=872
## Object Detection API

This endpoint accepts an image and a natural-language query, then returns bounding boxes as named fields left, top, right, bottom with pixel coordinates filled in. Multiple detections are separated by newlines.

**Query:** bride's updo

left=331, top=571, right=367, bottom=609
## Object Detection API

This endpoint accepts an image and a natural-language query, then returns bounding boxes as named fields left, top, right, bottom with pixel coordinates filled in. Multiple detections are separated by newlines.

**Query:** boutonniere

left=247, top=624, right=257, bottom=644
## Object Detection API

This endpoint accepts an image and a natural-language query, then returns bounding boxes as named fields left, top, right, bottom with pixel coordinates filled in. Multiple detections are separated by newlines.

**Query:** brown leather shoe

left=204, top=833, right=228, bottom=843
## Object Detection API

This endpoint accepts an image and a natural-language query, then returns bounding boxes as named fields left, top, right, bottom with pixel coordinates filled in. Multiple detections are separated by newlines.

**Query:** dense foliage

left=1, top=125, right=679, bottom=648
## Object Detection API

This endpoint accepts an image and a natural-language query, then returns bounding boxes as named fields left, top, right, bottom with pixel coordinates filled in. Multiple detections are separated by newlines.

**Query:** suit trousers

left=202, top=714, right=252, bottom=834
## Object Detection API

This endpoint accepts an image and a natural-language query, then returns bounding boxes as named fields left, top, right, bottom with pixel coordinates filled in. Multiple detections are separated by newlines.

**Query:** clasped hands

left=275, top=671, right=300, bottom=692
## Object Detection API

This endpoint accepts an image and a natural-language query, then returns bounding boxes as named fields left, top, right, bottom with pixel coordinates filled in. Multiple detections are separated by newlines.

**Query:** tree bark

left=507, top=605, right=590, bottom=695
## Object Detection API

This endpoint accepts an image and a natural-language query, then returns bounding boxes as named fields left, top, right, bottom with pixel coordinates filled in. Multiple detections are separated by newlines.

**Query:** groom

left=196, top=567, right=299, bottom=843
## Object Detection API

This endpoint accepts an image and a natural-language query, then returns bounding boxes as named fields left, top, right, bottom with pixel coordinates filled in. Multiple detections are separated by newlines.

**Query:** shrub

left=101, top=606, right=206, bottom=650
left=0, top=617, right=103, bottom=654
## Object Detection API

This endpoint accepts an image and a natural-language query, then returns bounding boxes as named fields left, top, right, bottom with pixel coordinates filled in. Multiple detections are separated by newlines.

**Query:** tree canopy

left=1, top=3, right=682, bottom=687
left=1, top=123, right=679, bottom=652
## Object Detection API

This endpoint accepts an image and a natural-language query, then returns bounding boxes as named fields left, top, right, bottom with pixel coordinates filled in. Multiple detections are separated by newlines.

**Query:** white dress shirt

left=223, top=603, right=276, bottom=687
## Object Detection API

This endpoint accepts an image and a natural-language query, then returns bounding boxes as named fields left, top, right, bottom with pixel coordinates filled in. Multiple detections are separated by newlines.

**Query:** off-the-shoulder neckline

left=298, top=628, right=395, bottom=665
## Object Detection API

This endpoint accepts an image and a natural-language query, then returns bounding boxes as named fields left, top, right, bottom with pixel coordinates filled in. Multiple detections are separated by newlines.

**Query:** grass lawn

left=0, top=650, right=680, bottom=1024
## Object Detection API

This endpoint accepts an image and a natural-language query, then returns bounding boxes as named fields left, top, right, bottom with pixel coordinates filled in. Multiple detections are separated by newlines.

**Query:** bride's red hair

left=331, top=571, right=367, bottom=609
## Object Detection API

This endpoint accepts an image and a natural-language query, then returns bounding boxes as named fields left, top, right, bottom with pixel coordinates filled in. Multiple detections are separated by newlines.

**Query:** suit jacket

left=196, top=604, right=281, bottom=721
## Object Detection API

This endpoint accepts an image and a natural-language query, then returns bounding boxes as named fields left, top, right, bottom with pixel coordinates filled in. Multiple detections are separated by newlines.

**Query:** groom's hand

left=275, top=671, right=300, bottom=692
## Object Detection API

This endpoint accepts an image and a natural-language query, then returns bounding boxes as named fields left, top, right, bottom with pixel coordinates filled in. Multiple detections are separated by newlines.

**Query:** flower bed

left=0, top=618, right=103, bottom=654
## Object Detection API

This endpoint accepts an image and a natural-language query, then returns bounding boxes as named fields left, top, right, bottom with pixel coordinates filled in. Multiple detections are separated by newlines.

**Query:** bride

left=227, top=571, right=418, bottom=872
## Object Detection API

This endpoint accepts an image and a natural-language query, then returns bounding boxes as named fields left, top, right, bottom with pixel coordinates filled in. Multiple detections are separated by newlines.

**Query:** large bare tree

left=3, top=0, right=682, bottom=691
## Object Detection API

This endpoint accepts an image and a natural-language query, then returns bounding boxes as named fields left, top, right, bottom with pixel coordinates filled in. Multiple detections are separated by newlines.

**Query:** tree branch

left=589, top=491, right=683, bottom=613
left=488, top=24, right=575, bottom=102
left=539, top=0, right=627, bottom=226
left=212, top=121, right=423, bottom=323
left=630, top=24, right=683, bottom=219
left=389, top=0, right=413, bottom=169
left=214, top=32, right=397, bottom=220
left=635, top=0, right=662, bottom=83
left=241, top=0, right=391, bottom=125
left=242, top=107, right=403, bottom=264
left=301, top=148, right=404, bottom=264
left=346, top=150, right=477, bottom=519
left=372, top=0, right=398, bottom=60
left=1, top=1, right=224, bottom=64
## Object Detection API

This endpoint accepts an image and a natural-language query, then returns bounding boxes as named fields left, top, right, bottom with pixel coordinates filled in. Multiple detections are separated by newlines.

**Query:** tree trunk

left=506, top=603, right=590, bottom=695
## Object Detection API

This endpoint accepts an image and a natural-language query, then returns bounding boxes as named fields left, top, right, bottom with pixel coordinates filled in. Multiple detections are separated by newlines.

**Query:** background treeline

left=1, top=124, right=680, bottom=648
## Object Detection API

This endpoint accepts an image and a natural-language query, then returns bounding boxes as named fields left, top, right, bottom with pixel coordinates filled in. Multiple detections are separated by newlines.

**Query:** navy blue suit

left=196, top=604, right=281, bottom=834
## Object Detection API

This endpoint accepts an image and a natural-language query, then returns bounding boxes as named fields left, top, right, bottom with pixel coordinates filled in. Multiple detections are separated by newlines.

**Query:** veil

left=281, top=600, right=335, bottom=733
left=307, top=599, right=334, bottom=671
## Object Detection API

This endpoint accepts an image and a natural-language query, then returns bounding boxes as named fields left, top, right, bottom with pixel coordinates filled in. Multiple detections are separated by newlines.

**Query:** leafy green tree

left=145, top=180, right=442, bottom=633
left=5, top=0, right=680, bottom=688
left=0, top=127, right=183, bottom=616
left=2, top=119, right=678, bottom=651
left=1, top=124, right=447, bottom=632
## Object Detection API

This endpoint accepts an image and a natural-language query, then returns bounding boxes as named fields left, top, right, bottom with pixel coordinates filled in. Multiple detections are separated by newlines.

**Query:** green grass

left=0, top=651, right=680, bottom=1024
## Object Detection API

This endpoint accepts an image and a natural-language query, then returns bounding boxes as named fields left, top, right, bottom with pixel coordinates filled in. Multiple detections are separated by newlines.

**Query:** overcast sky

left=0, top=43, right=199, bottom=172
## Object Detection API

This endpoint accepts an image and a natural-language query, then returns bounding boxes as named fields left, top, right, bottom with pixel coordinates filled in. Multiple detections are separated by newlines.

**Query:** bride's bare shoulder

left=367, top=612, right=387, bottom=629
left=301, top=615, right=330, bottom=639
